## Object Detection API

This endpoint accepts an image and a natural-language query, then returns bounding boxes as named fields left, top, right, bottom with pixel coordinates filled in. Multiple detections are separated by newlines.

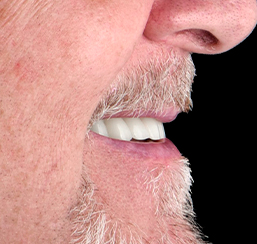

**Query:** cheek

left=35, top=2, right=147, bottom=117
left=1, top=0, right=154, bottom=125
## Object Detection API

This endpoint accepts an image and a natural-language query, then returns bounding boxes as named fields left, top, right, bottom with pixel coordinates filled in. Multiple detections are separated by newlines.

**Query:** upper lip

left=89, top=48, right=194, bottom=128
left=101, top=107, right=181, bottom=123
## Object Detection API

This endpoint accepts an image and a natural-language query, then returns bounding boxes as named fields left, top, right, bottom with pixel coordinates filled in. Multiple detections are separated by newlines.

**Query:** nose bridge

left=144, top=0, right=257, bottom=54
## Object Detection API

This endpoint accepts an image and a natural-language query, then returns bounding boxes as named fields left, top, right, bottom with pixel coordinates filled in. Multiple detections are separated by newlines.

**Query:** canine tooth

left=140, top=118, right=166, bottom=140
left=104, top=118, right=132, bottom=141
left=123, top=118, right=150, bottom=140
left=90, top=117, right=166, bottom=142
left=91, top=120, right=109, bottom=137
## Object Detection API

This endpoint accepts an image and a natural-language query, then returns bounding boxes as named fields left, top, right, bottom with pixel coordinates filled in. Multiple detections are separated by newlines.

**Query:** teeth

left=104, top=118, right=133, bottom=141
left=90, top=120, right=109, bottom=137
left=90, top=118, right=166, bottom=142
left=141, top=118, right=166, bottom=140
left=123, top=118, right=150, bottom=140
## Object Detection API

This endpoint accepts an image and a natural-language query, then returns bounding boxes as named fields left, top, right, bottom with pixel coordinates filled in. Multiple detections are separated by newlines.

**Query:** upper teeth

left=90, top=118, right=166, bottom=141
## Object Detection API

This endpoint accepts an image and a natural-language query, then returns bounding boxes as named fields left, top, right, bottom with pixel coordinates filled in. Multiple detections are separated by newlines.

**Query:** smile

left=90, top=117, right=165, bottom=142
left=87, top=108, right=185, bottom=161
left=81, top=51, right=197, bottom=242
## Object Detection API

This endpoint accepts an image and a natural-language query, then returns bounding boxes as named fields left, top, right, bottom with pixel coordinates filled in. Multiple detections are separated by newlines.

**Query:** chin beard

left=71, top=50, right=205, bottom=243
left=69, top=157, right=207, bottom=244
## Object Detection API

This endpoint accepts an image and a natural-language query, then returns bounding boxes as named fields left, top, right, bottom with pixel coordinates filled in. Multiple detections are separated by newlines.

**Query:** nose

left=144, top=0, right=257, bottom=54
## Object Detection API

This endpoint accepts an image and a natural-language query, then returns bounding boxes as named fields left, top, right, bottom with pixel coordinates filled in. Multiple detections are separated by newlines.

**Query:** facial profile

left=0, top=0, right=256, bottom=243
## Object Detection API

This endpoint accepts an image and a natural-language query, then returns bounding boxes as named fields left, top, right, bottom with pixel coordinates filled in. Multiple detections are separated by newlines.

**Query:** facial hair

left=69, top=158, right=206, bottom=244
left=70, top=50, right=207, bottom=243
left=87, top=50, right=195, bottom=131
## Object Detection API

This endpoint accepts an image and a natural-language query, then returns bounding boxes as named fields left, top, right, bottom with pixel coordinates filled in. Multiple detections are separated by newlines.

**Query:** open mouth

left=87, top=110, right=182, bottom=165
left=76, top=52, right=203, bottom=243
left=90, top=117, right=165, bottom=142
left=80, top=110, right=197, bottom=243
left=87, top=49, right=195, bottom=142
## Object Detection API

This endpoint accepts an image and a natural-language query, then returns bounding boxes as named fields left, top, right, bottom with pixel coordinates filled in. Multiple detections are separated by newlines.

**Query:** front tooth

left=104, top=118, right=132, bottom=141
left=140, top=118, right=166, bottom=140
left=123, top=118, right=150, bottom=140
left=91, top=120, right=109, bottom=137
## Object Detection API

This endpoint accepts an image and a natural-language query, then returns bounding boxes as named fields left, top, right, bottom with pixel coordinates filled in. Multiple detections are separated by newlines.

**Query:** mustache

left=88, top=50, right=195, bottom=130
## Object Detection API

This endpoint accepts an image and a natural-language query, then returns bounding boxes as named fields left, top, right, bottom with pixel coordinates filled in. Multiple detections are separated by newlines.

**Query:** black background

left=164, top=27, right=256, bottom=243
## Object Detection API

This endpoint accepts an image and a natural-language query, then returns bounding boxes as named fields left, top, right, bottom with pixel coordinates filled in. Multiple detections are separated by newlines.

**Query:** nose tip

left=144, top=0, right=257, bottom=54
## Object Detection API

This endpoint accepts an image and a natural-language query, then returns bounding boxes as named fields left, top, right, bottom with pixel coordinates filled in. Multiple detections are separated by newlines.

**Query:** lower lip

left=89, top=131, right=181, bottom=168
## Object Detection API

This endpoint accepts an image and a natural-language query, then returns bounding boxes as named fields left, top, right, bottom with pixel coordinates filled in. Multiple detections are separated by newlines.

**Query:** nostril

left=176, top=29, right=219, bottom=50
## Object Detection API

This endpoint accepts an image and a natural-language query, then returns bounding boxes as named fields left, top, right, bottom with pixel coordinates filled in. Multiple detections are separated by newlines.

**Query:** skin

left=0, top=0, right=256, bottom=243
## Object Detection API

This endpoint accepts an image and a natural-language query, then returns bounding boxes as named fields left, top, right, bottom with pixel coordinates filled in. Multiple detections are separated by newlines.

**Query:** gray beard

left=87, top=50, right=195, bottom=132
left=71, top=50, right=207, bottom=243
left=69, top=157, right=207, bottom=244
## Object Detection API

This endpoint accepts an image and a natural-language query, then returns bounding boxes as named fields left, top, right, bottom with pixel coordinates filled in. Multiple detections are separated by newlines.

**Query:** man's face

left=0, top=0, right=256, bottom=243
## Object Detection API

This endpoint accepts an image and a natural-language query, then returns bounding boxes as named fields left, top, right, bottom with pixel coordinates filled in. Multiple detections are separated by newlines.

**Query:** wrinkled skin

left=0, top=0, right=256, bottom=243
